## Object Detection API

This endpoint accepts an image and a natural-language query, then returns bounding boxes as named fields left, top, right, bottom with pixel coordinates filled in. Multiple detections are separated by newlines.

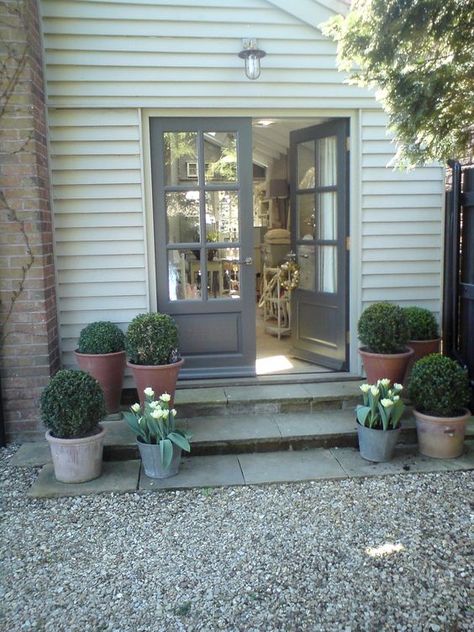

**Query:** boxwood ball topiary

left=126, top=312, right=179, bottom=365
left=409, top=354, right=470, bottom=417
left=40, top=369, right=106, bottom=438
left=358, top=302, right=410, bottom=354
left=77, top=321, right=125, bottom=354
left=402, top=306, right=439, bottom=341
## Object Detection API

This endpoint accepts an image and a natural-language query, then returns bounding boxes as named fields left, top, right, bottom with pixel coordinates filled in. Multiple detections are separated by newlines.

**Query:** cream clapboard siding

left=39, top=0, right=375, bottom=109
left=50, top=108, right=147, bottom=377
left=360, top=110, right=444, bottom=315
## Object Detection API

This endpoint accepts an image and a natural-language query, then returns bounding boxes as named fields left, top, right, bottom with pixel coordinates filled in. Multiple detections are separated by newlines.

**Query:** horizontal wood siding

left=50, top=108, right=148, bottom=379
left=39, top=0, right=375, bottom=109
left=360, top=111, right=444, bottom=315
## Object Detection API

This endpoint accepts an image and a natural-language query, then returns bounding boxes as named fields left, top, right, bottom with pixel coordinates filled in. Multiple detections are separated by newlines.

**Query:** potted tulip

left=40, top=370, right=107, bottom=483
left=409, top=354, right=471, bottom=459
left=126, top=312, right=184, bottom=407
left=74, top=321, right=126, bottom=416
left=358, top=302, right=414, bottom=384
left=356, top=379, right=405, bottom=462
left=124, top=387, right=191, bottom=479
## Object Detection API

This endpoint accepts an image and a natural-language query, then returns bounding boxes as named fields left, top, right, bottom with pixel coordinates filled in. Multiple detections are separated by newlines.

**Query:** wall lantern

left=238, top=39, right=266, bottom=80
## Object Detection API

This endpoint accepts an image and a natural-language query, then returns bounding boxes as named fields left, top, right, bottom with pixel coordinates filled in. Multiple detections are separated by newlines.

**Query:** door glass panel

left=317, top=192, right=337, bottom=240
left=204, top=132, right=237, bottom=183
left=168, top=249, right=201, bottom=301
left=317, top=245, right=337, bottom=293
left=207, top=247, right=240, bottom=299
left=297, top=193, right=315, bottom=240
left=205, top=191, right=239, bottom=242
left=297, top=244, right=315, bottom=291
left=166, top=192, right=200, bottom=244
left=297, top=140, right=315, bottom=189
left=164, top=132, right=198, bottom=186
left=316, top=136, right=337, bottom=187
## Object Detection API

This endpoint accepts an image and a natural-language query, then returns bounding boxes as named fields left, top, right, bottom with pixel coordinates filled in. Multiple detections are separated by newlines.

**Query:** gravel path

left=1, top=444, right=473, bottom=632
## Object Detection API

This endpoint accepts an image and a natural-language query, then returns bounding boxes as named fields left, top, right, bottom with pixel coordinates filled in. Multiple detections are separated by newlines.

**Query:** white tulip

left=150, top=409, right=161, bottom=420
left=370, top=386, right=379, bottom=397
left=131, top=403, right=141, bottom=413
left=160, top=393, right=171, bottom=402
left=171, top=408, right=177, bottom=417
left=144, top=387, right=155, bottom=398
left=381, top=398, right=394, bottom=408
left=360, top=384, right=370, bottom=393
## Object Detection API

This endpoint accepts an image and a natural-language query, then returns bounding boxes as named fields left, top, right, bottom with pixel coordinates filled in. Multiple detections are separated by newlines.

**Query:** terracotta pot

left=413, top=408, right=471, bottom=459
left=127, top=358, right=184, bottom=408
left=46, top=425, right=106, bottom=483
left=359, top=347, right=414, bottom=385
left=403, top=338, right=441, bottom=386
left=75, top=350, right=126, bottom=415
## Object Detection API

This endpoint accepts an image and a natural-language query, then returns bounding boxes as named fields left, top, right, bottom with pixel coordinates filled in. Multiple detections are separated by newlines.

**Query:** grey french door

left=289, top=120, right=349, bottom=370
left=150, top=118, right=256, bottom=378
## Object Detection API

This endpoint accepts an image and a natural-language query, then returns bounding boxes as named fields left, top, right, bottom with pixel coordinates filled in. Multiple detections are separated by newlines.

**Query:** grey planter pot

left=357, top=423, right=401, bottom=462
left=137, top=439, right=182, bottom=479
left=46, top=425, right=106, bottom=483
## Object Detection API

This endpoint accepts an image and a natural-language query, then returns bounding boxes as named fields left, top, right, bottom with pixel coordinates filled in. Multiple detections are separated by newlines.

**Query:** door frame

left=141, top=109, right=363, bottom=375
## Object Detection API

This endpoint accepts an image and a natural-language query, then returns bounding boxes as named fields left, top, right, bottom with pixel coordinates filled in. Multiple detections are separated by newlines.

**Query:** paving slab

left=238, top=449, right=347, bottom=485
left=175, top=387, right=227, bottom=405
left=103, top=420, right=135, bottom=445
left=139, top=454, right=244, bottom=490
left=27, top=460, right=141, bottom=499
left=10, top=441, right=51, bottom=467
left=330, top=446, right=474, bottom=478
left=302, top=381, right=363, bottom=400
left=224, top=384, right=310, bottom=403
left=187, top=414, right=280, bottom=443
left=274, top=410, right=357, bottom=438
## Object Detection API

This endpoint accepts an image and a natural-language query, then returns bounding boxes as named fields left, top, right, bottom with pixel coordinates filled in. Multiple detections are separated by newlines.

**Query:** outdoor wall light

left=238, top=39, right=266, bottom=80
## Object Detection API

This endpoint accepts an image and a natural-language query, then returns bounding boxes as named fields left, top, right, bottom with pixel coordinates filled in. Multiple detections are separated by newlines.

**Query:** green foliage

left=402, top=306, right=439, bottom=340
left=358, top=302, right=410, bottom=353
left=408, top=353, right=470, bottom=416
left=323, top=0, right=474, bottom=165
left=123, top=389, right=191, bottom=468
left=357, top=379, right=405, bottom=430
left=126, top=312, right=179, bottom=366
left=77, top=321, right=125, bottom=354
left=40, top=369, right=106, bottom=438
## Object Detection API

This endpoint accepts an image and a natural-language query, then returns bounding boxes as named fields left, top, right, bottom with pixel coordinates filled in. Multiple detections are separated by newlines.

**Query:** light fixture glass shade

left=245, top=53, right=261, bottom=80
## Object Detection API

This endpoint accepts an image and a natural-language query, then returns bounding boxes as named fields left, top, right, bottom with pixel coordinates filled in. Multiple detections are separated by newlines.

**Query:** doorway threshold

left=176, top=371, right=362, bottom=390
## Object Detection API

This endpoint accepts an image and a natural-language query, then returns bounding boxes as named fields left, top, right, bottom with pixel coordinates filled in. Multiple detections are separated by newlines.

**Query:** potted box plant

left=402, top=306, right=441, bottom=384
left=358, top=302, right=414, bottom=384
left=74, top=321, right=126, bottom=416
left=124, top=387, right=191, bottom=478
left=40, top=369, right=107, bottom=483
left=126, top=312, right=184, bottom=407
left=356, top=379, right=405, bottom=462
left=409, top=354, right=471, bottom=459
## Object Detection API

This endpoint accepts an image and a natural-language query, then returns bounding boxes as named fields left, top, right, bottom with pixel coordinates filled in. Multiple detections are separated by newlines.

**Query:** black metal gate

left=443, top=161, right=474, bottom=405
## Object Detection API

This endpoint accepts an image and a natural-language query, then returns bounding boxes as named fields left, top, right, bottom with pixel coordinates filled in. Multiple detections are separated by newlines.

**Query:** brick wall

left=0, top=0, right=60, bottom=441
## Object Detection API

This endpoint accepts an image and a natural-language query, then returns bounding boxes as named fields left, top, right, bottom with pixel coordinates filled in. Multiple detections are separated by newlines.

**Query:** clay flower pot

left=413, top=408, right=471, bottom=459
left=46, top=425, right=106, bottom=483
left=127, top=358, right=184, bottom=408
left=75, top=350, right=126, bottom=415
left=359, top=347, right=414, bottom=385
left=403, top=338, right=441, bottom=386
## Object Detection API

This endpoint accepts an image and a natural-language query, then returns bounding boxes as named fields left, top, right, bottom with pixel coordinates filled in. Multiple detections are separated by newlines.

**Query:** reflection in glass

left=164, top=132, right=198, bottom=186
left=297, top=140, right=315, bottom=189
left=317, top=136, right=337, bottom=187
left=297, top=193, right=315, bottom=240
left=318, top=246, right=337, bottom=293
left=204, top=132, right=237, bottom=183
left=317, top=192, right=337, bottom=240
left=168, top=249, right=201, bottom=301
left=166, top=192, right=200, bottom=244
left=205, top=191, right=239, bottom=242
left=209, top=247, right=240, bottom=299
left=297, top=244, right=315, bottom=291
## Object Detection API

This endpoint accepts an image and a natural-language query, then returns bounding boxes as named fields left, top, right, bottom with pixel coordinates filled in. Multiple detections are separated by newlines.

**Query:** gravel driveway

left=1, top=445, right=473, bottom=632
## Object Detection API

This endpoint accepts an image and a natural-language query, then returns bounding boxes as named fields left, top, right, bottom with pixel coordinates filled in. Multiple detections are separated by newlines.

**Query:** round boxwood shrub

left=409, top=354, right=470, bottom=417
left=40, top=369, right=106, bottom=438
left=358, top=302, right=410, bottom=354
left=126, top=312, right=179, bottom=365
left=77, top=321, right=125, bottom=354
left=402, top=307, right=439, bottom=341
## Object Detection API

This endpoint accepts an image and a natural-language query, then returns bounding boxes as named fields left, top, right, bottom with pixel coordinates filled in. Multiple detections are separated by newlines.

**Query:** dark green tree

left=323, top=0, right=474, bottom=166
